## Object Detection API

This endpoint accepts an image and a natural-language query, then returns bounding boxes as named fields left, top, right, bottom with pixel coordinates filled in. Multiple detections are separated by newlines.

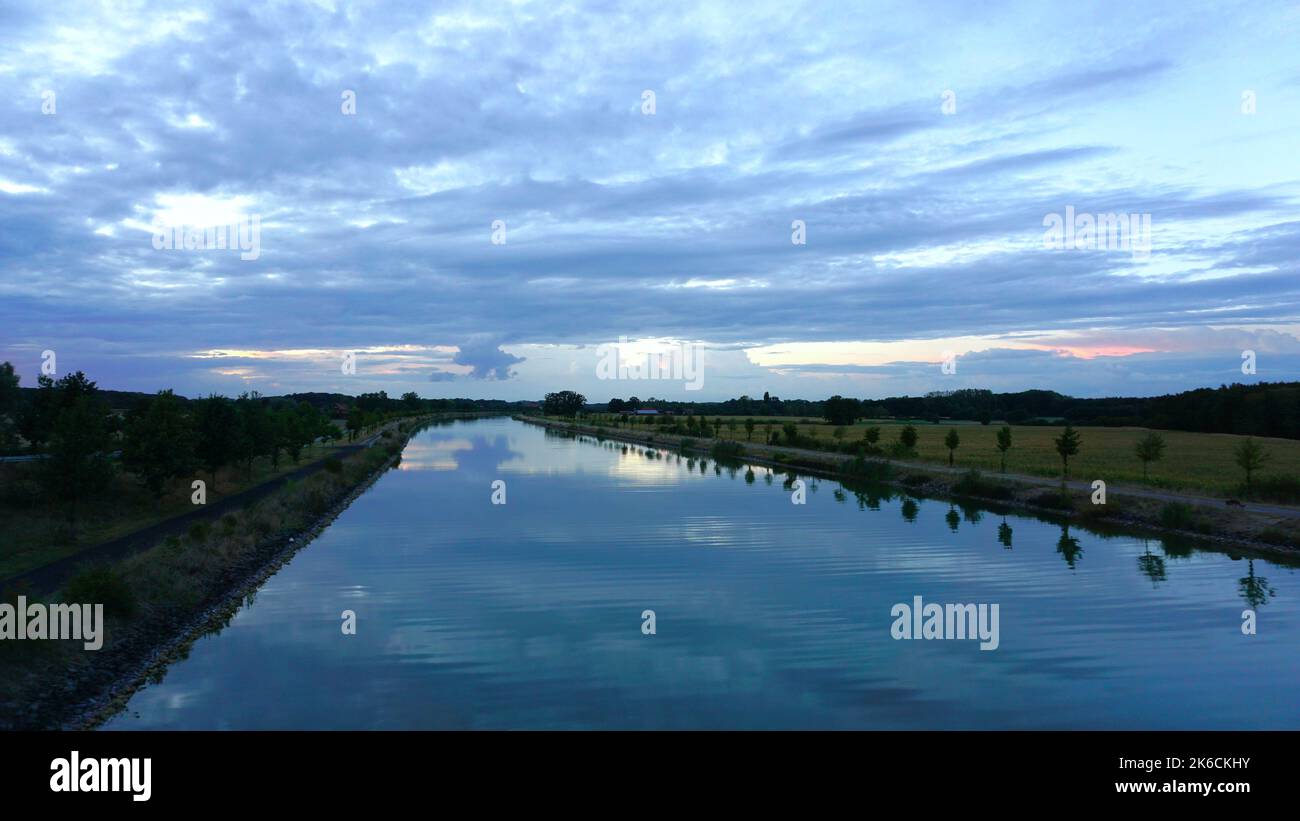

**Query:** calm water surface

left=105, top=417, right=1299, bottom=729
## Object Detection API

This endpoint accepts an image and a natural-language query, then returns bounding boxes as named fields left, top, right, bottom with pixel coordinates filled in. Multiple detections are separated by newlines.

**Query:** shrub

left=63, top=565, right=136, bottom=619
left=1159, top=502, right=1195, bottom=530
left=887, top=441, right=914, bottom=459
left=187, top=520, right=211, bottom=543
left=845, top=454, right=893, bottom=482
left=1247, top=476, right=1300, bottom=505
left=324, top=457, right=343, bottom=474
left=1258, top=528, right=1295, bottom=546
left=710, top=441, right=744, bottom=460
left=1031, top=490, right=1074, bottom=510
left=953, top=469, right=1012, bottom=500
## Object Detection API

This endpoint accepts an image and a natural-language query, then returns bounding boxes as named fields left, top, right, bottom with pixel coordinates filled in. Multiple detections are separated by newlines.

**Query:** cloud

left=451, top=339, right=526, bottom=381
left=0, top=0, right=1297, bottom=400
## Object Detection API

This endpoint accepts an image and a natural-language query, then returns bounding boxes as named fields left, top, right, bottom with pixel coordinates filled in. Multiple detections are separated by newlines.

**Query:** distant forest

left=599, top=382, right=1300, bottom=440
left=0, top=363, right=525, bottom=458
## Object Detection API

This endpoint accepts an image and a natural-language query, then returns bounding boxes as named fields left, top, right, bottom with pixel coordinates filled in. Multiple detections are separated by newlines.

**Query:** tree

left=272, top=407, right=297, bottom=466
left=236, top=393, right=274, bottom=477
left=194, top=395, right=240, bottom=487
left=1054, top=424, right=1081, bottom=483
left=995, top=426, right=1012, bottom=473
left=899, top=425, right=918, bottom=452
left=1134, top=431, right=1166, bottom=481
left=822, top=395, right=861, bottom=426
left=726, top=418, right=738, bottom=438
left=781, top=422, right=798, bottom=445
left=543, top=390, right=586, bottom=417
left=42, top=391, right=113, bottom=530
left=943, top=428, right=960, bottom=466
left=1233, top=437, right=1270, bottom=491
left=863, top=426, right=881, bottom=446
left=833, top=426, right=846, bottom=445
left=744, top=418, right=755, bottom=441
left=608, top=398, right=627, bottom=413
left=0, top=361, right=19, bottom=449
left=348, top=405, right=364, bottom=441
left=123, top=390, right=197, bottom=501
left=18, top=371, right=62, bottom=449
left=401, top=391, right=422, bottom=411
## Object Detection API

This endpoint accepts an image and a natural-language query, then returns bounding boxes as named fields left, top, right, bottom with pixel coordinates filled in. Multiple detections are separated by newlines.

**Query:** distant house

left=621, top=408, right=673, bottom=416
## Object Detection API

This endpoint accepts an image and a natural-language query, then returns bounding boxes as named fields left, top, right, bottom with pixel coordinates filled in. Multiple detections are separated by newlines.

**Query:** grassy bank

left=583, top=415, right=1300, bottom=499
left=0, top=414, right=479, bottom=730
left=0, top=438, right=356, bottom=580
left=524, top=415, right=1300, bottom=557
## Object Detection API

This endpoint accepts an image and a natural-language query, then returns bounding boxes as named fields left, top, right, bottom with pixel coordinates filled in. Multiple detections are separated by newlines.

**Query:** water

left=104, top=417, right=1300, bottom=729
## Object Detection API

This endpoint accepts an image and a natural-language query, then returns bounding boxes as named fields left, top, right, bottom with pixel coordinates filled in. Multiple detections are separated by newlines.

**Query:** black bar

left=3, top=731, right=1282, bottom=807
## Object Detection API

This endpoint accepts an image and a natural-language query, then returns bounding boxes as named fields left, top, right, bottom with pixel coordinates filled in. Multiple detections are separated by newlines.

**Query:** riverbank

left=0, top=413, right=498, bottom=730
left=519, top=415, right=1300, bottom=560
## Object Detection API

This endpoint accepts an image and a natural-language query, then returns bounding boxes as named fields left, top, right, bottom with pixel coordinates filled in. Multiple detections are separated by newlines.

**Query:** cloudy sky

left=2, top=0, right=1299, bottom=401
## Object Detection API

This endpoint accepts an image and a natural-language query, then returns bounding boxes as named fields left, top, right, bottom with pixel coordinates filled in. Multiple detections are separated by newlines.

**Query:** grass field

left=593, top=415, right=1300, bottom=497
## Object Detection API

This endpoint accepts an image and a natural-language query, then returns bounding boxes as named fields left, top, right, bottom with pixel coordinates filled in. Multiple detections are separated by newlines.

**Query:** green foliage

left=1030, top=490, right=1074, bottom=510
left=822, top=395, right=861, bottom=426
left=0, top=361, right=19, bottom=450
left=1258, top=528, right=1297, bottom=547
left=1053, top=424, right=1081, bottom=478
left=953, top=469, right=1012, bottom=500
left=943, top=428, right=960, bottom=465
left=63, top=564, right=136, bottom=619
left=543, top=390, right=586, bottom=417
left=1158, top=502, right=1211, bottom=533
left=1247, top=475, right=1300, bottom=504
left=845, top=454, right=893, bottom=481
left=123, top=390, right=197, bottom=499
left=995, top=426, right=1012, bottom=472
left=41, top=375, right=114, bottom=522
left=710, top=440, right=744, bottom=460
left=1233, top=437, right=1270, bottom=490
left=187, top=520, right=211, bottom=543
left=1134, top=431, right=1166, bottom=480
left=194, top=395, right=241, bottom=480
left=898, top=425, right=918, bottom=451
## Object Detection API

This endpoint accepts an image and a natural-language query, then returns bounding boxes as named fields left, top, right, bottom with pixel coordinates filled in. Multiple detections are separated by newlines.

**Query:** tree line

left=591, top=382, right=1300, bottom=439
left=0, top=363, right=434, bottom=527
